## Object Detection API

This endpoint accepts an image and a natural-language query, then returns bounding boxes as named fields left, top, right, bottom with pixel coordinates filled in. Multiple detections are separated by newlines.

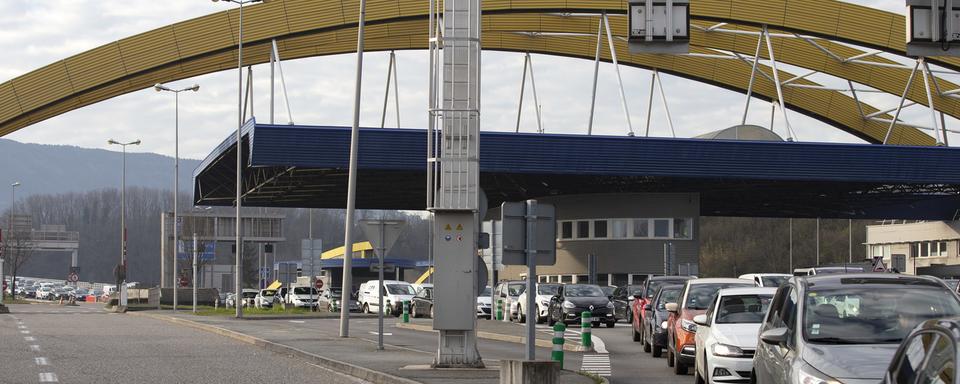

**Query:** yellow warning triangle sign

left=444, top=224, right=452, bottom=231
left=456, top=224, right=463, bottom=230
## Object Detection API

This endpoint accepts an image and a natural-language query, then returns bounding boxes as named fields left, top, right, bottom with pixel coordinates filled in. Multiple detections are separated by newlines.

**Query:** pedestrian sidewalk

left=130, top=310, right=596, bottom=384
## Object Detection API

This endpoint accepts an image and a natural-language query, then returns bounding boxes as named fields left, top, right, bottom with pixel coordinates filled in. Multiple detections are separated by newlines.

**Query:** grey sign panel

left=360, top=220, right=405, bottom=259
left=500, top=202, right=556, bottom=266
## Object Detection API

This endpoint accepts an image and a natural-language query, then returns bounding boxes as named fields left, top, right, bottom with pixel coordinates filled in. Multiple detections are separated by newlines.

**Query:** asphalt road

left=0, top=302, right=368, bottom=384
left=589, top=322, right=694, bottom=384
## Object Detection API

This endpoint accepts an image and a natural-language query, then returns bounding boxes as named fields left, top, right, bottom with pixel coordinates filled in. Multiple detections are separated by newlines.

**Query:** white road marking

left=30, top=345, right=41, bottom=352
left=289, top=320, right=305, bottom=324
left=18, top=325, right=27, bottom=329
left=24, top=336, right=35, bottom=342
left=368, top=331, right=393, bottom=336
left=39, top=372, right=58, bottom=382
left=35, top=357, right=49, bottom=366
left=20, top=330, right=30, bottom=334
left=580, top=354, right=611, bottom=377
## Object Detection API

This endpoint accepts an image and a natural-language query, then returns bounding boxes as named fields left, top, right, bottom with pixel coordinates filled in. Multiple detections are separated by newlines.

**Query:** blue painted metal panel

left=242, top=124, right=960, bottom=185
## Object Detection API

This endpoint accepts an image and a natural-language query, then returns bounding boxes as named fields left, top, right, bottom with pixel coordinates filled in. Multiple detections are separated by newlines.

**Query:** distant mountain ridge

left=0, top=138, right=200, bottom=210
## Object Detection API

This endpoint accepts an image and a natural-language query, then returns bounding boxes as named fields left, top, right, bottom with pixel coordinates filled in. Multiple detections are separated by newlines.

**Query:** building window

left=593, top=220, right=608, bottom=238
left=611, top=219, right=628, bottom=238
left=561, top=275, right=574, bottom=283
left=916, top=241, right=948, bottom=258
left=653, top=219, right=670, bottom=238
left=633, top=219, right=649, bottom=238
left=560, top=222, right=573, bottom=239
left=674, top=218, right=693, bottom=239
left=576, top=221, right=590, bottom=239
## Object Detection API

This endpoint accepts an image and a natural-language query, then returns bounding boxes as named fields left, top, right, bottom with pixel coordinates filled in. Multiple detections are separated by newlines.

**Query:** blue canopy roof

left=193, top=120, right=960, bottom=219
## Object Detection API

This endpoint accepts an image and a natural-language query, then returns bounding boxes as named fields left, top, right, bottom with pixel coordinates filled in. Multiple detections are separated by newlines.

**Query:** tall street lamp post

left=3, top=182, right=20, bottom=304
left=155, top=83, right=199, bottom=312
left=213, top=0, right=264, bottom=319
left=108, top=139, right=141, bottom=309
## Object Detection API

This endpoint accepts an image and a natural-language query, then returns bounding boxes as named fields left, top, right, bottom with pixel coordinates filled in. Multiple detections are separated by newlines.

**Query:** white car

left=515, top=283, right=560, bottom=323
left=494, top=281, right=527, bottom=321
left=254, top=289, right=277, bottom=308
left=476, top=286, right=492, bottom=318
left=692, top=287, right=776, bottom=384
left=358, top=280, right=416, bottom=316
left=737, top=273, right=790, bottom=287
left=35, top=286, right=53, bottom=300
left=286, top=286, right=320, bottom=308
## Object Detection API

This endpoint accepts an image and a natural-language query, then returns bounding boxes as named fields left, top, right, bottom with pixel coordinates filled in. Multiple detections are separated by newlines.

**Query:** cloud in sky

left=0, top=0, right=953, bottom=160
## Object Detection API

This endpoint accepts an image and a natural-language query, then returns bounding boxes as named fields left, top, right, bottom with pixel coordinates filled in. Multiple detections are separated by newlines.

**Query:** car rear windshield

left=685, top=283, right=754, bottom=310
left=564, top=285, right=604, bottom=297
left=480, top=287, right=492, bottom=296
left=761, top=276, right=789, bottom=287
left=508, top=283, right=526, bottom=296
left=804, top=285, right=960, bottom=344
left=538, top=285, right=560, bottom=295
left=387, top=284, right=416, bottom=295
left=261, top=290, right=276, bottom=296
left=242, top=292, right=258, bottom=298
left=646, top=279, right=688, bottom=299
left=293, top=287, right=318, bottom=295
left=656, top=288, right=682, bottom=309
left=628, top=285, right=644, bottom=297
left=715, top=294, right=773, bottom=324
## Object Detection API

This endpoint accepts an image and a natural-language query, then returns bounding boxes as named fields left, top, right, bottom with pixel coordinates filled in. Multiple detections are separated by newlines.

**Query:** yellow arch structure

left=0, top=0, right=953, bottom=145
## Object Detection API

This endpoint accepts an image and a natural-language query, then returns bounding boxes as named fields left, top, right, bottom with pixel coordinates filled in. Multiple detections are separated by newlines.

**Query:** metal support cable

left=271, top=40, right=294, bottom=125
left=644, top=71, right=655, bottom=137
left=587, top=16, right=603, bottom=135
left=763, top=26, right=796, bottom=141
left=516, top=53, right=529, bottom=133
left=603, top=11, right=634, bottom=136
left=920, top=59, right=945, bottom=145
left=527, top=52, right=544, bottom=133
left=655, top=71, right=676, bottom=138
left=883, top=60, right=920, bottom=144
left=742, top=32, right=765, bottom=126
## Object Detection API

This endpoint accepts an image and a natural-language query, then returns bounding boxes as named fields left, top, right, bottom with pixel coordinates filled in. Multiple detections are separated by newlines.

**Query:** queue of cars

left=617, top=271, right=960, bottom=384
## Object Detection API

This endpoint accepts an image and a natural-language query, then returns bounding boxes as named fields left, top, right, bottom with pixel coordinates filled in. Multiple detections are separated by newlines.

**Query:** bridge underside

left=194, top=122, right=960, bottom=220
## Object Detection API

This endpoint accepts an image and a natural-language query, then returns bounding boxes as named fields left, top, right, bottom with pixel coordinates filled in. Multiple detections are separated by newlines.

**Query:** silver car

left=753, top=274, right=960, bottom=384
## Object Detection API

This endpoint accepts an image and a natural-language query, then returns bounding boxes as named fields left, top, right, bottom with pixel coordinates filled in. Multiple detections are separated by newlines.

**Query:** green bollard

left=496, top=299, right=504, bottom=321
left=402, top=300, right=410, bottom=323
left=552, top=322, right=566, bottom=369
left=581, top=311, right=592, bottom=349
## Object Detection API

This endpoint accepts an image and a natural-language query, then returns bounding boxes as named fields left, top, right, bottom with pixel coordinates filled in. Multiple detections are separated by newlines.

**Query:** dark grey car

left=753, top=274, right=960, bottom=384
left=882, top=317, right=960, bottom=384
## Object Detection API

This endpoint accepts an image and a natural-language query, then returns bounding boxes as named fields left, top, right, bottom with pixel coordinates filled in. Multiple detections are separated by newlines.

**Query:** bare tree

left=3, top=225, right=37, bottom=299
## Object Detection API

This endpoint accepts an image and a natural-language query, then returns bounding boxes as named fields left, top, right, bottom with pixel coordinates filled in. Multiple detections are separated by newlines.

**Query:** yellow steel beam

left=0, top=0, right=944, bottom=144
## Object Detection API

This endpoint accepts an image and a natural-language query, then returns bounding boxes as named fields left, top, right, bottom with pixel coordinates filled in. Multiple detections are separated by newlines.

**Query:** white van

left=358, top=280, right=416, bottom=316
left=738, top=273, right=791, bottom=287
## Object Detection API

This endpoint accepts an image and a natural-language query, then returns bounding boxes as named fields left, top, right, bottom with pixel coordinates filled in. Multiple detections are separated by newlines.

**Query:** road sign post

left=501, top=200, right=556, bottom=360
left=192, top=233, right=198, bottom=313
left=360, top=218, right=405, bottom=351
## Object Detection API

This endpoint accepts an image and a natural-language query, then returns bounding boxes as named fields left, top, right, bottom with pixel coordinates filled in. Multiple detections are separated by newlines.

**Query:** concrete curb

left=129, top=312, right=421, bottom=384
left=396, top=322, right=584, bottom=352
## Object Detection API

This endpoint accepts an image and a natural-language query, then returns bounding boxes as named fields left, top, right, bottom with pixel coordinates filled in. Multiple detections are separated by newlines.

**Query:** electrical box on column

left=907, top=0, right=960, bottom=56
left=628, top=0, right=690, bottom=54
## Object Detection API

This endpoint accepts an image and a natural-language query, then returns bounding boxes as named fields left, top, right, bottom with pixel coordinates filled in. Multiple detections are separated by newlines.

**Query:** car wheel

left=666, top=347, right=675, bottom=367
left=548, top=310, right=557, bottom=326
left=633, top=326, right=642, bottom=342
left=652, top=344, right=662, bottom=357
left=430, top=305, right=435, bottom=319
left=592, top=321, right=600, bottom=328
left=643, top=332, right=652, bottom=352
left=694, top=368, right=705, bottom=384
left=627, top=310, right=633, bottom=324
left=363, top=303, right=370, bottom=314
left=673, top=350, right=688, bottom=375
left=411, top=304, right=418, bottom=318
left=606, top=321, right=615, bottom=328
left=518, top=306, right=525, bottom=323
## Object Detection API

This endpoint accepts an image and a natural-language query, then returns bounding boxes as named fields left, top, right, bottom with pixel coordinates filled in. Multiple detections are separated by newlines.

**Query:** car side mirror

left=629, top=295, right=637, bottom=300
left=665, top=302, right=679, bottom=313
left=693, top=314, right=709, bottom=327
left=760, top=328, right=789, bottom=346
left=643, top=304, right=652, bottom=311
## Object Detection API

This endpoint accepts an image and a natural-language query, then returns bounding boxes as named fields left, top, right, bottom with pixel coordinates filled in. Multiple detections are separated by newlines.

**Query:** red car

left=665, top=278, right=754, bottom=374
left=632, top=276, right=693, bottom=344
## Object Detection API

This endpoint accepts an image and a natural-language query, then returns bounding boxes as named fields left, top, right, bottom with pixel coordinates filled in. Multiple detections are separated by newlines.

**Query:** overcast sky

left=0, top=0, right=947, bottom=160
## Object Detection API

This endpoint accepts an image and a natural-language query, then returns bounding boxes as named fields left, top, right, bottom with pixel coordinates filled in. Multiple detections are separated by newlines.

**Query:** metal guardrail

left=30, top=230, right=80, bottom=242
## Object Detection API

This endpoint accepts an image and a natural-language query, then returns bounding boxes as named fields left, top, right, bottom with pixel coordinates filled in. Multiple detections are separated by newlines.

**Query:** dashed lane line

left=30, top=345, right=41, bottom=352
left=35, top=357, right=49, bottom=366
left=38, top=372, right=58, bottom=382
left=25, top=336, right=35, bottom=342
